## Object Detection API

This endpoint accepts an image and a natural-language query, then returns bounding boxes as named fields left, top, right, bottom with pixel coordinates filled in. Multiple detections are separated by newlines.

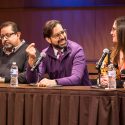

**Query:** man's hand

left=37, top=78, right=57, bottom=87
left=26, top=43, right=36, bottom=67
left=0, top=77, right=5, bottom=83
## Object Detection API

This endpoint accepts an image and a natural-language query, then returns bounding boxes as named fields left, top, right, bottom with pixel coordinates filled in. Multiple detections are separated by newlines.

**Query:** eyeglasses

left=51, top=29, right=67, bottom=39
left=0, top=32, right=16, bottom=40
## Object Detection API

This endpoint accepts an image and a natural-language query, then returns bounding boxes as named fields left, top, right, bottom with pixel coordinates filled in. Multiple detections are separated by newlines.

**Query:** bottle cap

left=12, top=62, right=16, bottom=65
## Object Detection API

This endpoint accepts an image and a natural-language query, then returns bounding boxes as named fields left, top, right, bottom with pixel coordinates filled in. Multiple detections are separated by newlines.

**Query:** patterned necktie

left=57, top=50, right=63, bottom=61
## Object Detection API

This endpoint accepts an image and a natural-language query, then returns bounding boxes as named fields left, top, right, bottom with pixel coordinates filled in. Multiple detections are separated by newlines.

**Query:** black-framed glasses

left=51, top=29, right=67, bottom=39
left=0, top=32, right=16, bottom=40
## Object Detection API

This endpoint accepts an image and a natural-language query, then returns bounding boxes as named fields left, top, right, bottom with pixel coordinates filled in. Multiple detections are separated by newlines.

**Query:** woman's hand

left=97, top=74, right=109, bottom=87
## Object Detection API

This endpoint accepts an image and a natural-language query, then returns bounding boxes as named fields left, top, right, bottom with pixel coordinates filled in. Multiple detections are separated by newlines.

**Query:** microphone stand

left=97, top=67, right=101, bottom=87
left=96, top=66, right=107, bottom=88
left=92, top=64, right=104, bottom=88
left=91, top=49, right=110, bottom=88
left=91, top=65, right=102, bottom=88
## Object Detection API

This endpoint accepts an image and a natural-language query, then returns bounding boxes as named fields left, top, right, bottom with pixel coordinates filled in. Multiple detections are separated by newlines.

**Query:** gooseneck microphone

left=31, top=52, right=46, bottom=71
left=121, top=69, right=125, bottom=80
left=96, top=48, right=110, bottom=70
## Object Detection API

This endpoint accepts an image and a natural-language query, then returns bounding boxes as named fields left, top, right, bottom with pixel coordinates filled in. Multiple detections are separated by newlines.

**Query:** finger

left=37, top=81, right=47, bottom=87
left=26, top=43, right=35, bottom=52
left=37, top=82, right=40, bottom=87
left=40, top=84, right=47, bottom=87
left=28, top=43, right=35, bottom=49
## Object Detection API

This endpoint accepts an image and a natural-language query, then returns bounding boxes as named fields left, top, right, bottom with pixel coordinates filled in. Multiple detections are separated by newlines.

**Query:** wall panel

left=0, top=5, right=125, bottom=62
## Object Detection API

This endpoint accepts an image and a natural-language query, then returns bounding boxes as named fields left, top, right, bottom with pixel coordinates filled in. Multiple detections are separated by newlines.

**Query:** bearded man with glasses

left=0, top=21, right=39, bottom=83
left=26, top=20, right=91, bottom=87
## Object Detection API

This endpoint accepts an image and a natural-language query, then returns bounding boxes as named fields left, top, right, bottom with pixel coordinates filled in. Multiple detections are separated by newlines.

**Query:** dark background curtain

left=0, top=0, right=125, bottom=62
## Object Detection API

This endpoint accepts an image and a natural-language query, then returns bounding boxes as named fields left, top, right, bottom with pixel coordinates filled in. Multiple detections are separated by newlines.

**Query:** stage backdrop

left=0, top=0, right=125, bottom=63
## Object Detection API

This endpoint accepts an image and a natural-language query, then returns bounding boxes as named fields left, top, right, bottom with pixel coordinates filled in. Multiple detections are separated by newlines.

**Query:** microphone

left=120, top=69, right=125, bottom=80
left=96, top=48, right=110, bottom=70
left=31, top=52, right=46, bottom=71
left=121, top=69, right=125, bottom=74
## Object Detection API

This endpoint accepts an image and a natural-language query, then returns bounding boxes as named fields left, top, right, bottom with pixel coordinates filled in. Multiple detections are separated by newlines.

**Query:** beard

left=52, top=37, right=67, bottom=49
left=3, top=42, right=14, bottom=52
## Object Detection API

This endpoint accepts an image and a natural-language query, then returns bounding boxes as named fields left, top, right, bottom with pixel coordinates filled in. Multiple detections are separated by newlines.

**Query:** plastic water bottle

left=10, top=62, right=18, bottom=87
left=108, top=63, right=116, bottom=89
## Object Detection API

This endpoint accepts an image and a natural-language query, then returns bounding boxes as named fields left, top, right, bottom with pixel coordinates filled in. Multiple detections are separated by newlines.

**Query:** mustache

left=3, top=42, right=13, bottom=48
left=58, top=37, right=67, bottom=44
left=3, top=40, right=10, bottom=45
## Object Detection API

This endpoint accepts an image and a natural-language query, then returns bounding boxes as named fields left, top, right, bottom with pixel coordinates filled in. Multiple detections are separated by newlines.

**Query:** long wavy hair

left=111, top=16, right=125, bottom=66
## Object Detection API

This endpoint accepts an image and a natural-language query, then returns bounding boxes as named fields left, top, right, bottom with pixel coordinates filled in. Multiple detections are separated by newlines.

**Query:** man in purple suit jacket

left=26, top=20, right=91, bottom=87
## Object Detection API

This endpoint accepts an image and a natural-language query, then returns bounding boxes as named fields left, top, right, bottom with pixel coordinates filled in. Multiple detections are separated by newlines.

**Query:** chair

left=87, top=62, right=98, bottom=85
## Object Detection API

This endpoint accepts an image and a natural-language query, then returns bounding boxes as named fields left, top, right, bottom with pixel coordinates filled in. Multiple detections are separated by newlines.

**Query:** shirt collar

left=14, top=39, right=25, bottom=52
left=3, top=39, right=25, bottom=55
left=53, top=47, right=64, bottom=57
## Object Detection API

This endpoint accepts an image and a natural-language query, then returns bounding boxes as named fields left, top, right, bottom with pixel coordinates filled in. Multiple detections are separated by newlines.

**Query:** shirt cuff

left=0, top=77, right=5, bottom=83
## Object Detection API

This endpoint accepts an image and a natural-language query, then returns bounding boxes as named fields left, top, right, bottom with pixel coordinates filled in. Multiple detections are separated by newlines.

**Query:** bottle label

left=10, top=69, right=18, bottom=75
left=108, top=70, right=116, bottom=78
left=108, top=70, right=116, bottom=89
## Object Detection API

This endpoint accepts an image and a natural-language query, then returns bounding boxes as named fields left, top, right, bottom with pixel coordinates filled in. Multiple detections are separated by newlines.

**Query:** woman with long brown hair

left=100, top=16, right=125, bottom=86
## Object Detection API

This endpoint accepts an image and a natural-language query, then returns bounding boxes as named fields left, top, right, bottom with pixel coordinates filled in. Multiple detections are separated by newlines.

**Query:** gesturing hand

left=26, top=43, right=37, bottom=67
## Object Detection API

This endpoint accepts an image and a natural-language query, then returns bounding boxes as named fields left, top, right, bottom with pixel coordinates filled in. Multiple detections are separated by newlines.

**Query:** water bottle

left=10, top=62, right=18, bottom=87
left=108, top=63, right=116, bottom=89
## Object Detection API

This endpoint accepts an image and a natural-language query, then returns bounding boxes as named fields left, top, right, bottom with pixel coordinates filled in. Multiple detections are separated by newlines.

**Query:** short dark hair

left=0, top=21, right=21, bottom=33
left=43, top=20, right=61, bottom=38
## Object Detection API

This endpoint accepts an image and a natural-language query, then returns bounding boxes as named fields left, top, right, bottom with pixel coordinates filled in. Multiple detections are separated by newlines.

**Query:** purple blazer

left=26, top=40, right=91, bottom=86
